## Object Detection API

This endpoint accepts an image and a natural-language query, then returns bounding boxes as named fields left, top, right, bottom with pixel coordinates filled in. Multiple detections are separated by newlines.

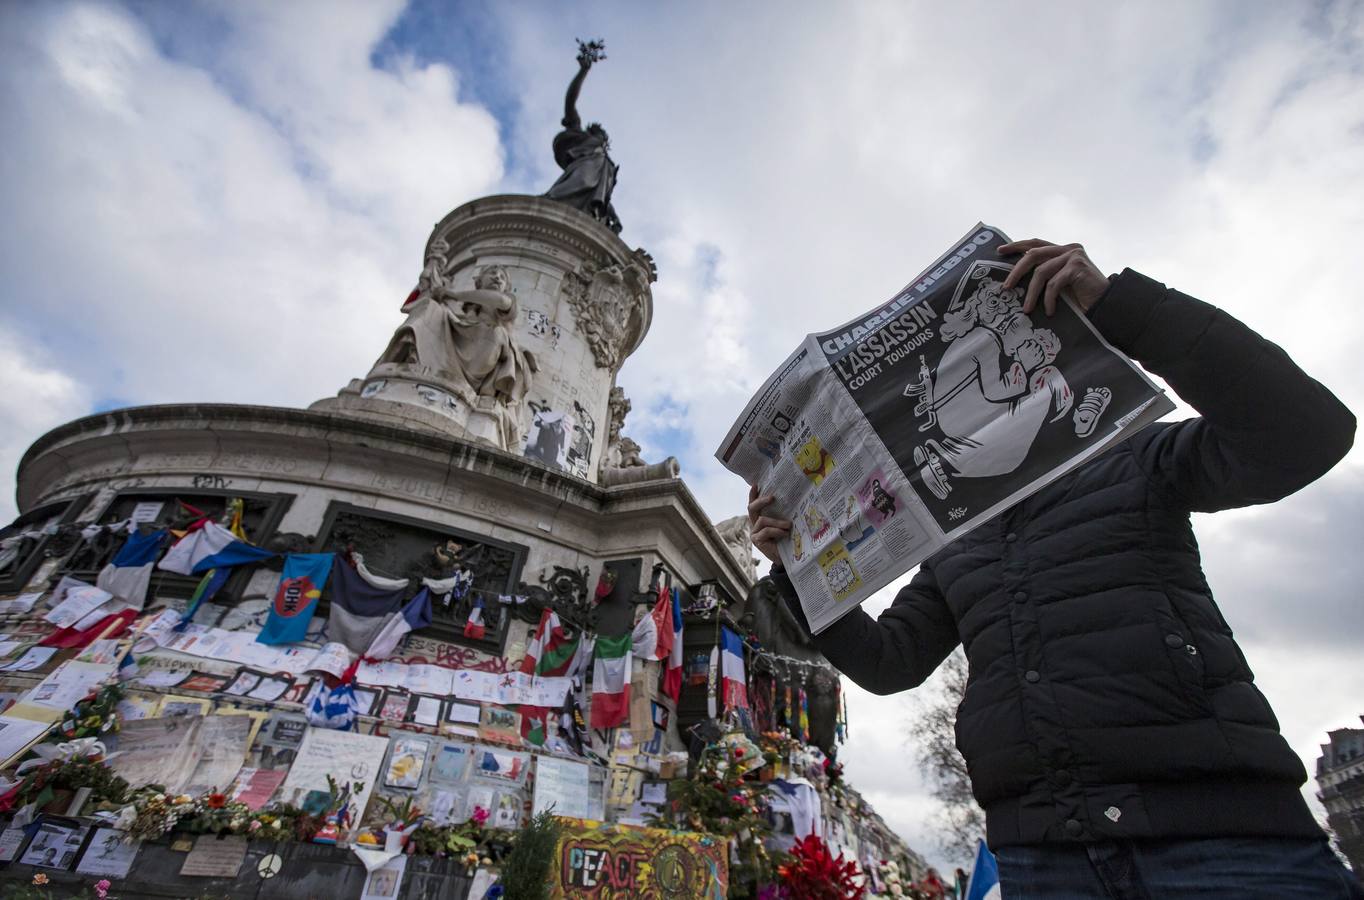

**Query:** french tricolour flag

left=720, top=627, right=749, bottom=710
left=464, top=597, right=487, bottom=640
left=365, top=588, right=434, bottom=660
left=96, top=529, right=168, bottom=609
left=964, top=839, right=1001, bottom=900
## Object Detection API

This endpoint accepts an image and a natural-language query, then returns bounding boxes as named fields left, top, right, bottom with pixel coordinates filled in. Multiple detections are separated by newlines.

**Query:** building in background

left=1317, top=717, right=1364, bottom=875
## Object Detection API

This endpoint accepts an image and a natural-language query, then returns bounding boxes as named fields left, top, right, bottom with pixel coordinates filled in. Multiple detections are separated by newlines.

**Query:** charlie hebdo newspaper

left=716, top=224, right=1174, bottom=634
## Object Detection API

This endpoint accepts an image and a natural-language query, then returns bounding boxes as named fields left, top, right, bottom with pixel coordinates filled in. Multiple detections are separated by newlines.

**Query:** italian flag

left=589, top=632, right=633, bottom=729
left=519, top=609, right=579, bottom=745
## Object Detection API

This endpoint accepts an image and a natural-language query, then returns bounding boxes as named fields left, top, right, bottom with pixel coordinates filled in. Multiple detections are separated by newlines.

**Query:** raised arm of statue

left=562, top=39, right=606, bottom=130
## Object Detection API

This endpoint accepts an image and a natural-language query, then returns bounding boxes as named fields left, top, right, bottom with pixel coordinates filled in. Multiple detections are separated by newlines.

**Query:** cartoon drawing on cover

left=902, top=261, right=1098, bottom=500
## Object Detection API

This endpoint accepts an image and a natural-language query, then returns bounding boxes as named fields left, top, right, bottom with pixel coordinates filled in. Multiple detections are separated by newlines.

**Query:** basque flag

left=257, top=553, right=333, bottom=645
left=720, top=627, right=749, bottom=710
left=158, top=522, right=273, bottom=575
left=519, top=609, right=580, bottom=746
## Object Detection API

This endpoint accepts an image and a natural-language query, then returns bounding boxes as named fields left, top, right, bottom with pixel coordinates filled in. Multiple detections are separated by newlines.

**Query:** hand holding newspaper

left=715, top=225, right=1173, bottom=633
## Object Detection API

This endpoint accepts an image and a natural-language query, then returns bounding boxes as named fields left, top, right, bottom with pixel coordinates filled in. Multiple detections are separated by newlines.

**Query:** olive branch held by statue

left=576, top=38, right=606, bottom=67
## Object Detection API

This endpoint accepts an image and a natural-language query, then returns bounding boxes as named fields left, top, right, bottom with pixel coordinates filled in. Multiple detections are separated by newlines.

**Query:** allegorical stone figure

left=544, top=39, right=622, bottom=233
left=377, top=264, right=537, bottom=449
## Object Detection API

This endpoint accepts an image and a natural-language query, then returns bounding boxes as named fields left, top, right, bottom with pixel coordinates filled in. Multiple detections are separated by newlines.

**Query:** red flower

left=206, top=793, right=228, bottom=809
left=777, top=835, right=865, bottom=900
left=734, top=747, right=746, bottom=758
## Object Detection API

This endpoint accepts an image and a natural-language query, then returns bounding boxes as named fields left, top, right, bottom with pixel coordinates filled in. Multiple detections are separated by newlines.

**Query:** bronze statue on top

left=545, top=39, right=622, bottom=234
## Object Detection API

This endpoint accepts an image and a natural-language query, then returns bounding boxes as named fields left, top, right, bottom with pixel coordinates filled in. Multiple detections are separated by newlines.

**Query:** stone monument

left=12, top=41, right=750, bottom=669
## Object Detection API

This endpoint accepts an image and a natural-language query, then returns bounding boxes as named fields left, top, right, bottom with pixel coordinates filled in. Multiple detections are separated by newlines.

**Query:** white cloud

left=0, top=329, right=91, bottom=523
left=0, top=0, right=503, bottom=454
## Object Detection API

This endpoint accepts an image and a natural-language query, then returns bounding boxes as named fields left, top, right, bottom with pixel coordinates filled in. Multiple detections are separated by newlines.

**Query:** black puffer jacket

left=774, top=269, right=1356, bottom=848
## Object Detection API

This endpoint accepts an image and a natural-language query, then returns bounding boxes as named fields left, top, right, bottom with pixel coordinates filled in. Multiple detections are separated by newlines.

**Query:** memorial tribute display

left=0, top=38, right=928, bottom=900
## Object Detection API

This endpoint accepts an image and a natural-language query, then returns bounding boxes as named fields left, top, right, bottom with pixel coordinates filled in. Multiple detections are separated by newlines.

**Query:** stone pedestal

left=311, top=194, right=656, bottom=484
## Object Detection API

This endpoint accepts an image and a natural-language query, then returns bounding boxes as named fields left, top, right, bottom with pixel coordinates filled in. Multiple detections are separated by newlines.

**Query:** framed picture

left=178, top=673, right=231, bottom=694
left=383, top=735, right=429, bottom=790
left=19, top=818, right=90, bottom=870
left=281, top=678, right=314, bottom=704
left=428, top=742, right=471, bottom=786
left=408, top=695, right=443, bottom=728
left=445, top=701, right=481, bottom=726
left=477, top=705, right=521, bottom=744
left=75, top=827, right=138, bottom=879
left=491, top=789, right=522, bottom=829
left=378, top=691, right=411, bottom=723
left=222, top=670, right=264, bottom=697
left=360, top=855, right=406, bottom=900
left=353, top=687, right=382, bottom=717
left=245, top=675, right=292, bottom=702
left=472, top=745, right=529, bottom=784
left=155, top=695, right=212, bottom=718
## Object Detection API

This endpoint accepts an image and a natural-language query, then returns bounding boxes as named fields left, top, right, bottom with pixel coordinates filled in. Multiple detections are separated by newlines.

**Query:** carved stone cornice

left=559, top=259, right=651, bottom=369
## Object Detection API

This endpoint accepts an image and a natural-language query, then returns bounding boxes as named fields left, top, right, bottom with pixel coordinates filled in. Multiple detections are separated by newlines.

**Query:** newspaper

left=716, top=224, right=1173, bottom=633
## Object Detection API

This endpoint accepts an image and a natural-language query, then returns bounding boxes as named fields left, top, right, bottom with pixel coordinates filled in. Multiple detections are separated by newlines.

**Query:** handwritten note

left=532, top=756, right=592, bottom=820
left=278, top=727, right=389, bottom=827
left=43, top=577, right=113, bottom=629
left=0, top=646, right=56, bottom=672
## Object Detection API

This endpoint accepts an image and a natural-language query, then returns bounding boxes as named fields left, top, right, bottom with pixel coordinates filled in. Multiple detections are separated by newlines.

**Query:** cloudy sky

left=3, top=0, right=1362, bottom=871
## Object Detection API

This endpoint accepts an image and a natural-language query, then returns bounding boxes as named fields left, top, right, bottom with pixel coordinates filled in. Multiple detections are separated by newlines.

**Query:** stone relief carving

left=715, top=514, right=758, bottom=581
left=614, top=437, right=646, bottom=468
left=560, top=260, right=650, bottom=369
left=604, top=386, right=630, bottom=448
left=375, top=264, right=538, bottom=451
left=514, top=564, right=593, bottom=630
left=413, top=235, right=451, bottom=304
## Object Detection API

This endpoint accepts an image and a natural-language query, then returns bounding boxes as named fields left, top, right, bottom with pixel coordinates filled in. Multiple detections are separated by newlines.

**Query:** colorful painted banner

left=550, top=819, right=727, bottom=900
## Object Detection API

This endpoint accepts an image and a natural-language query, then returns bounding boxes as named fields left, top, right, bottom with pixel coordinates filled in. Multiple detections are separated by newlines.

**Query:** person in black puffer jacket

left=749, top=238, right=1360, bottom=899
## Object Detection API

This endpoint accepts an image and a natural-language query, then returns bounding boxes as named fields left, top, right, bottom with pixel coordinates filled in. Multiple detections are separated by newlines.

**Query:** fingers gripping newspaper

left=716, top=224, right=1173, bottom=633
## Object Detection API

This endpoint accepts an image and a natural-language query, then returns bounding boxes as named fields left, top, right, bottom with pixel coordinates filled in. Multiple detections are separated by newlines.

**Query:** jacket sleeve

left=1089, top=269, right=1356, bottom=512
left=770, top=559, right=959, bottom=695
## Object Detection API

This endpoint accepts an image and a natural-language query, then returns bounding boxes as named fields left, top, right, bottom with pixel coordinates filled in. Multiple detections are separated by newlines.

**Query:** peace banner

left=550, top=818, right=727, bottom=899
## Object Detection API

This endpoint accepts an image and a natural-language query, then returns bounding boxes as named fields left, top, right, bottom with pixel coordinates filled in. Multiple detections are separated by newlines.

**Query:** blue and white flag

left=158, top=522, right=273, bottom=575
left=364, top=587, right=434, bottom=659
left=964, top=838, right=1000, bottom=900
left=258, top=553, right=334, bottom=645
left=307, top=680, right=358, bottom=731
